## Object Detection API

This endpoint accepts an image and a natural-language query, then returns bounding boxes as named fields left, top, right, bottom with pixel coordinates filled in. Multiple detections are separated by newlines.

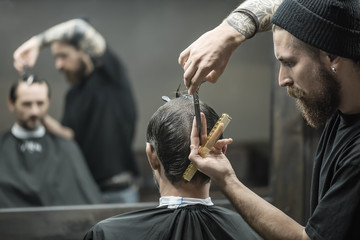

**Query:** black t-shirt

left=84, top=204, right=263, bottom=240
left=305, top=111, right=360, bottom=240
left=62, top=47, right=138, bottom=183
left=0, top=131, right=102, bottom=208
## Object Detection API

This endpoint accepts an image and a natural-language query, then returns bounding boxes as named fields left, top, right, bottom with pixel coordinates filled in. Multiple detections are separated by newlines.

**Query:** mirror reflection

left=0, top=0, right=272, bottom=210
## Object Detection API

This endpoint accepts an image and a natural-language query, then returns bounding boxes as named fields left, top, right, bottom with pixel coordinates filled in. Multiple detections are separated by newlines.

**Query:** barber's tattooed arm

left=226, top=0, right=283, bottom=39
left=36, top=19, right=106, bottom=58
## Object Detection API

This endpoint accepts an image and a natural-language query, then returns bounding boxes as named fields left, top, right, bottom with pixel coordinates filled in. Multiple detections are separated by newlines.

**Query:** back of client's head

left=146, top=95, right=220, bottom=185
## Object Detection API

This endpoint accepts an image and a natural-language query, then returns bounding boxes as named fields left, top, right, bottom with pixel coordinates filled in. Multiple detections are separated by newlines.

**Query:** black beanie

left=271, top=0, right=360, bottom=60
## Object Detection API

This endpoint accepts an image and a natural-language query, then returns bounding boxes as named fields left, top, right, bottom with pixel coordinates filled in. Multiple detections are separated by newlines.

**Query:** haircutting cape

left=84, top=204, right=262, bottom=240
left=0, top=131, right=102, bottom=208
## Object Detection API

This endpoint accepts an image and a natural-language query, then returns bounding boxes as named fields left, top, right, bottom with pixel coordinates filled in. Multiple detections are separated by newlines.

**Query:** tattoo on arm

left=37, top=19, right=106, bottom=58
left=226, top=0, right=283, bottom=38
left=226, top=12, right=257, bottom=39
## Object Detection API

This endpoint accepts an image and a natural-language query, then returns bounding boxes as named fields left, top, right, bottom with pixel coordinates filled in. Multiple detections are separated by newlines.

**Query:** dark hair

left=57, top=18, right=92, bottom=51
left=59, top=39, right=81, bottom=51
left=9, top=76, right=51, bottom=103
left=146, top=95, right=220, bottom=184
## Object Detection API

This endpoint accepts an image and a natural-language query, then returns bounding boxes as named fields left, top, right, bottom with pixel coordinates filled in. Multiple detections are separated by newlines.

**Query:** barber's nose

left=278, top=67, right=293, bottom=87
left=55, top=59, right=64, bottom=70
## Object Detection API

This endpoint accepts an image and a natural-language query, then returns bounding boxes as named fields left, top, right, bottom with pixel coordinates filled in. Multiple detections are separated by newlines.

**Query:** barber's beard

left=63, top=60, right=88, bottom=85
left=287, top=66, right=341, bottom=128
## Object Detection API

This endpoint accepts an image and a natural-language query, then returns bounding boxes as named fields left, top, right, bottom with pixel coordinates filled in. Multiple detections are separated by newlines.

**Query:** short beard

left=63, top=60, right=88, bottom=85
left=288, top=65, right=341, bottom=128
left=20, top=116, right=43, bottom=130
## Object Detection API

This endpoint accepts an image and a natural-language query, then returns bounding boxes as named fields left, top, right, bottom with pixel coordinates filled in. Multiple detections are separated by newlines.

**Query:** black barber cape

left=84, top=204, right=263, bottom=240
left=0, top=128, right=102, bottom=208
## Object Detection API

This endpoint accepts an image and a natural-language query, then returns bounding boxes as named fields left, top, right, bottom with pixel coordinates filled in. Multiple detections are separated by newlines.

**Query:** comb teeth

left=183, top=162, right=197, bottom=181
left=183, top=113, right=232, bottom=182
left=205, top=114, right=231, bottom=142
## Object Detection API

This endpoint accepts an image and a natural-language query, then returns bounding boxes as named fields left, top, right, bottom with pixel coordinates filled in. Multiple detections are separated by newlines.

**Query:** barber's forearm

left=36, top=19, right=106, bottom=57
left=226, top=0, right=283, bottom=38
left=43, top=115, right=74, bottom=140
left=221, top=176, right=309, bottom=240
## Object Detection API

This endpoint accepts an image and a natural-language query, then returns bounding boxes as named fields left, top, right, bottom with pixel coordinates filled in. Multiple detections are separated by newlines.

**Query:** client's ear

left=146, top=143, right=161, bottom=170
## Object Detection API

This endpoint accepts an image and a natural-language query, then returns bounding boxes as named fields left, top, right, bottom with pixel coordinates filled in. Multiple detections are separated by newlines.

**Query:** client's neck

left=159, top=178, right=210, bottom=199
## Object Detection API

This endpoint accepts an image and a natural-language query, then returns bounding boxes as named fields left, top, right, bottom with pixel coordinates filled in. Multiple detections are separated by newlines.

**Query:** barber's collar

left=11, top=123, right=45, bottom=139
left=158, top=196, right=213, bottom=209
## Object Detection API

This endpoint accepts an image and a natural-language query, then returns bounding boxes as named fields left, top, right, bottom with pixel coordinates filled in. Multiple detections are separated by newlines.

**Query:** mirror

left=0, top=0, right=273, bottom=209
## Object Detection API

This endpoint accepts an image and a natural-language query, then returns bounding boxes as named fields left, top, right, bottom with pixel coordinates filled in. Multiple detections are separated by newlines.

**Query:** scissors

left=193, top=80, right=206, bottom=143
left=172, top=82, right=204, bottom=142
left=193, top=90, right=202, bottom=142
left=21, top=67, right=35, bottom=85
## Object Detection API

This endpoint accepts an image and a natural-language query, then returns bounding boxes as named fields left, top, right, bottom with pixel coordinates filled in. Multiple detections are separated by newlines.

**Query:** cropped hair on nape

left=146, top=95, right=220, bottom=185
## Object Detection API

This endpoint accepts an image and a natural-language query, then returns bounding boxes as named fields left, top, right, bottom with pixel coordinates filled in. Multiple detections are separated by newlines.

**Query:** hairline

left=10, top=80, right=51, bottom=103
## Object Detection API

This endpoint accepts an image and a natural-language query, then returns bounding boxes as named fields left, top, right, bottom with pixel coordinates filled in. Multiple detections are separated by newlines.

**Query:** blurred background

left=0, top=0, right=273, bottom=202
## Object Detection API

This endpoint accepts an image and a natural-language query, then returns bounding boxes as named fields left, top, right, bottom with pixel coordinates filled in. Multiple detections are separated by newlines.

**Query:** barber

left=181, top=0, right=360, bottom=239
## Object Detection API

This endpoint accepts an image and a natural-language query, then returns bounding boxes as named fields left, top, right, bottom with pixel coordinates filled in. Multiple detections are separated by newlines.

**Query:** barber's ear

left=146, top=143, right=160, bottom=170
left=327, top=54, right=341, bottom=65
left=7, top=99, right=15, bottom=113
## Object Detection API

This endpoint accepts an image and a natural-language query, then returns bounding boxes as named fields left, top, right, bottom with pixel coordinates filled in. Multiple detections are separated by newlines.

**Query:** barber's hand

left=43, top=115, right=74, bottom=140
left=13, top=36, right=41, bottom=73
left=189, top=112, right=236, bottom=186
left=178, top=21, right=245, bottom=95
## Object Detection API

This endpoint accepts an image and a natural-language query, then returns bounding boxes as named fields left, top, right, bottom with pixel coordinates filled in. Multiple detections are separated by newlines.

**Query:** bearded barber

left=181, top=0, right=360, bottom=239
